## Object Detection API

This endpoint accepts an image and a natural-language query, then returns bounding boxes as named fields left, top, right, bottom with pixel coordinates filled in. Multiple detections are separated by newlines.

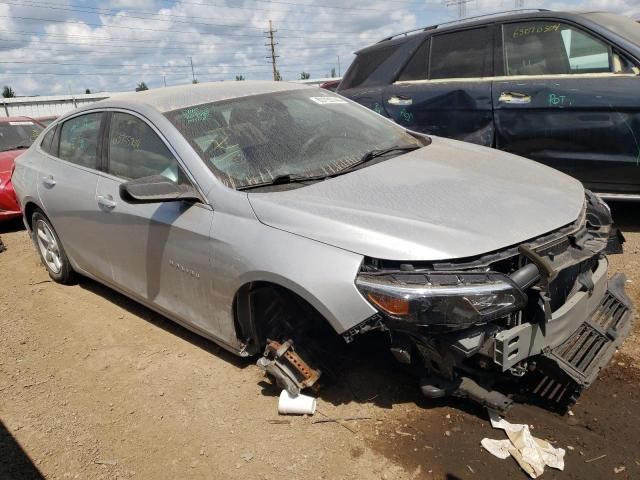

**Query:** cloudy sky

left=0, top=0, right=638, bottom=96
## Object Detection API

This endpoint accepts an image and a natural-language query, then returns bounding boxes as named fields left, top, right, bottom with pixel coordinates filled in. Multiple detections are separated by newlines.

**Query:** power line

left=1, top=0, right=368, bottom=34
left=0, top=31, right=361, bottom=51
left=0, top=68, right=333, bottom=77
left=152, top=0, right=426, bottom=14
left=0, top=60, right=339, bottom=69
left=0, top=13, right=361, bottom=39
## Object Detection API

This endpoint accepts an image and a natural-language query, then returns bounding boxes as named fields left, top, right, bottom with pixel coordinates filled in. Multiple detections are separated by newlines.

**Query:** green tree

left=2, top=86, right=15, bottom=98
left=192, top=79, right=199, bottom=84
left=85, top=88, right=91, bottom=94
left=299, top=71, right=310, bottom=80
left=330, top=67, right=336, bottom=78
left=235, top=75, right=245, bottom=81
left=135, top=82, right=149, bottom=92
left=275, top=69, right=282, bottom=81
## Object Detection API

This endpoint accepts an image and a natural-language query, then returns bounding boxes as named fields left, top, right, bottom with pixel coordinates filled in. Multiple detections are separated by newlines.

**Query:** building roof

left=0, top=115, right=38, bottom=123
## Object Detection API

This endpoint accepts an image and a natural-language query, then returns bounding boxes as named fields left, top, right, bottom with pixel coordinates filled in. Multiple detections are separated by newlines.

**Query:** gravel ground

left=0, top=201, right=638, bottom=480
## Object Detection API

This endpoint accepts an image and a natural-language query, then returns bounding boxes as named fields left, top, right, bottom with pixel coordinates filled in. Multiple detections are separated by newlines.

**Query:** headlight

left=356, top=272, right=527, bottom=330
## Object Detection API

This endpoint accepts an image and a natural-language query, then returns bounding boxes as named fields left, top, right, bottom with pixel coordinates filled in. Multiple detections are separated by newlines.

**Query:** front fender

left=210, top=212, right=377, bottom=337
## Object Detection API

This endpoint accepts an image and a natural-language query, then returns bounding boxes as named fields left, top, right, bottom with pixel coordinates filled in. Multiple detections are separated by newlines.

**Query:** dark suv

left=338, top=10, right=640, bottom=199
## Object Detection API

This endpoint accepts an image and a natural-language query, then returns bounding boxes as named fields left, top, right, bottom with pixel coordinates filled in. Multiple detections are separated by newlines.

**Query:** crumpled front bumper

left=494, top=258, right=634, bottom=392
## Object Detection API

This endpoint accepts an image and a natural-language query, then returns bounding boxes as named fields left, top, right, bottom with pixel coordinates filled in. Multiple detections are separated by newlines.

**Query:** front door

left=493, top=19, right=640, bottom=194
left=381, top=27, right=495, bottom=146
left=93, top=111, right=222, bottom=339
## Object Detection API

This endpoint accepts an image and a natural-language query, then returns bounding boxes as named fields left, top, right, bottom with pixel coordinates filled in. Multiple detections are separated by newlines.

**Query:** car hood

left=247, top=137, right=585, bottom=261
left=0, top=149, right=22, bottom=175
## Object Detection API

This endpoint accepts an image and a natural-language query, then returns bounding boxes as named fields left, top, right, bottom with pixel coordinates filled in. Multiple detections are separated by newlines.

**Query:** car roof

left=96, top=80, right=314, bottom=113
left=357, top=10, right=600, bottom=54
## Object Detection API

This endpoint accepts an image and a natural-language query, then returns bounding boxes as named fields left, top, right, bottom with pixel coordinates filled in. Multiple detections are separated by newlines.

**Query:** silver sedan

left=12, top=81, right=633, bottom=410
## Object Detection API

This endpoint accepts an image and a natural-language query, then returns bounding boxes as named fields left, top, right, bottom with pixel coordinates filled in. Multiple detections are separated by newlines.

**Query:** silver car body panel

left=248, top=136, right=585, bottom=261
left=12, top=81, right=588, bottom=355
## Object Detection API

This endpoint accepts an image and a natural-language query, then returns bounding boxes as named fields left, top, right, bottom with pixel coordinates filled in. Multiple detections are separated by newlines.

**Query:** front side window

left=165, top=90, right=425, bottom=190
left=58, top=113, right=102, bottom=168
left=0, top=119, right=43, bottom=153
left=503, top=22, right=611, bottom=76
left=107, top=112, right=186, bottom=183
left=429, top=28, right=492, bottom=79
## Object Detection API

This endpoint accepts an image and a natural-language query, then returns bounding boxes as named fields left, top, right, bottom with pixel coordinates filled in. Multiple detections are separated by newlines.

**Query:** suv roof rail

left=377, top=8, right=551, bottom=43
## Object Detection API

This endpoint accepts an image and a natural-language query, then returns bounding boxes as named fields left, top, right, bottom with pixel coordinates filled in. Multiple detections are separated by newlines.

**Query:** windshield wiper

left=237, top=145, right=421, bottom=191
left=335, top=144, right=421, bottom=176
left=237, top=173, right=328, bottom=191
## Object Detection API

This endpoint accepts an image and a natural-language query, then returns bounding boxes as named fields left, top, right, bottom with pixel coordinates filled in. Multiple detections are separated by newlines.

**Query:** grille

left=591, top=291, right=629, bottom=331
left=553, top=323, right=608, bottom=378
left=548, top=288, right=630, bottom=384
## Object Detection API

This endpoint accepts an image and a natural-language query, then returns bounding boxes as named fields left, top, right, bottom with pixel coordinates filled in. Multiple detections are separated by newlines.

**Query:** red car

left=0, top=116, right=44, bottom=221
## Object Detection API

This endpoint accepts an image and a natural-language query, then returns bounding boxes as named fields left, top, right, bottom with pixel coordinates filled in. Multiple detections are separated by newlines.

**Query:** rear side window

left=59, top=113, right=102, bottom=168
left=503, top=22, right=611, bottom=75
left=340, top=44, right=401, bottom=89
left=107, top=112, right=186, bottom=183
left=40, top=128, right=56, bottom=155
left=398, top=39, right=430, bottom=81
left=430, top=28, right=492, bottom=79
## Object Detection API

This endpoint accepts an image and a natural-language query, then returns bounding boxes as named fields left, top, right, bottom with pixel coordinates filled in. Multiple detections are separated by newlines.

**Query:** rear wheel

left=32, top=210, right=76, bottom=284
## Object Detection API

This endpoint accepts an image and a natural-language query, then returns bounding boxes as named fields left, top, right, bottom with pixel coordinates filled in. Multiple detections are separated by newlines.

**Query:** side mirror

left=119, top=175, right=202, bottom=204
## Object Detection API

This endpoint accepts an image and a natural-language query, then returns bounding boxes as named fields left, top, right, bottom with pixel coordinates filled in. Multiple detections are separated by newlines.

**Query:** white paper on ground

left=481, top=411, right=565, bottom=479
left=480, top=438, right=512, bottom=459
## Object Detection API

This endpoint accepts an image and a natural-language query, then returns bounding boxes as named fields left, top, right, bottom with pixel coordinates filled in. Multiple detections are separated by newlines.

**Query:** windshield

left=165, top=90, right=425, bottom=189
left=585, top=12, right=640, bottom=46
left=0, top=120, right=43, bottom=152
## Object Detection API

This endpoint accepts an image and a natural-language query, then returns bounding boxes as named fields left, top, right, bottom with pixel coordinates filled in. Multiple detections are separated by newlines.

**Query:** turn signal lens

left=367, top=292, right=410, bottom=316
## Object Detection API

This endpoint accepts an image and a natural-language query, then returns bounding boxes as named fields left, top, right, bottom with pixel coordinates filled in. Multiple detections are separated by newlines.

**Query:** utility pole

left=163, top=75, right=167, bottom=87
left=444, top=0, right=473, bottom=18
left=265, top=19, right=279, bottom=81
left=189, top=56, right=196, bottom=83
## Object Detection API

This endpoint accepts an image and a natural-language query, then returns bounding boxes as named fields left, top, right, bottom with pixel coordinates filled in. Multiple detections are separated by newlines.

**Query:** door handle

left=388, top=95, right=413, bottom=106
left=498, top=92, right=531, bottom=104
left=41, top=175, right=56, bottom=187
left=97, top=194, right=117, bottom=210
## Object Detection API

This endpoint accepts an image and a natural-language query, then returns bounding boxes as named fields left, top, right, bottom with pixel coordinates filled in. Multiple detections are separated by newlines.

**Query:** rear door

left=381, top=27, right=495, bottom=146
left=35, top=112, right=108, bottom=276
left=494, top=19, right=640, bottom=194
left=93, top=111, right=221, bottom=338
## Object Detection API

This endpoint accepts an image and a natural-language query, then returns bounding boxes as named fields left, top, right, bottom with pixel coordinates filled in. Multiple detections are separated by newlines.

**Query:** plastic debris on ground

left=481, top=411, right=565, bottom=478
left=277, top=389, right=317, bottom=415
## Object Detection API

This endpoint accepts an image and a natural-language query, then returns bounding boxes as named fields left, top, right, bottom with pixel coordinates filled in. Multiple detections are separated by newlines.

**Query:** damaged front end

left=348, top=191, right=634, bottom=411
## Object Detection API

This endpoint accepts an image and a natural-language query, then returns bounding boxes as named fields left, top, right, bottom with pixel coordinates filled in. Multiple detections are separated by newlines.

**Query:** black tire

left=31, top=210, right=77, bottom=284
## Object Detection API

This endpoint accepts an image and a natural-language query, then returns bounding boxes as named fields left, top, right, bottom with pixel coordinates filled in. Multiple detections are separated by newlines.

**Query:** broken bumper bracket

left=544, top=272, right=634, bottom=388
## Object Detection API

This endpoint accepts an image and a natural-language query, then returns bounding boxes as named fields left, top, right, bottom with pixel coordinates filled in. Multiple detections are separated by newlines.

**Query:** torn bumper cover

left=348, top=192, right=634, bottom=411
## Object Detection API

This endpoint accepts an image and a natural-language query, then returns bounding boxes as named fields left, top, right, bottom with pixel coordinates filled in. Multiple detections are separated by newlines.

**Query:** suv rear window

left=430, top=28, right=493, bottom=79
left=340, top=44, right=401, bottom=89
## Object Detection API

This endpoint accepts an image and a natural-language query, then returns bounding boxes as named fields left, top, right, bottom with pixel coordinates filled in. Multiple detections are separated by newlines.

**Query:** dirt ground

left=1, top=202, right=639, bottom=480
